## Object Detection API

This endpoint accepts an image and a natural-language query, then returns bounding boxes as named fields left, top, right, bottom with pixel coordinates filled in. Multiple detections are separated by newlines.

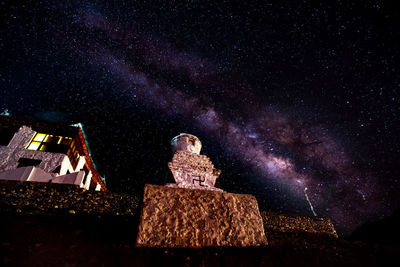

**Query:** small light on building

left=27, top=142, right=41, bottom=150
left=33, top=133, right=46, bottom=142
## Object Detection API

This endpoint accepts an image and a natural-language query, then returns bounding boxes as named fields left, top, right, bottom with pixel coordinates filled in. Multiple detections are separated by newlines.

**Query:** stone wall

left=261, top=211, right=338, bottom=238
left=0, top=180, right=139, bottom=216
left=136, top=184, right=267, bottom=248
left=0, top=126, right=66, bottom=173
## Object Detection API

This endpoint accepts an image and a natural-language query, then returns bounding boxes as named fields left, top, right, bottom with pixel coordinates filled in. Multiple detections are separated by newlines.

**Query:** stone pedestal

left=136, top=184, right=268, bottom=248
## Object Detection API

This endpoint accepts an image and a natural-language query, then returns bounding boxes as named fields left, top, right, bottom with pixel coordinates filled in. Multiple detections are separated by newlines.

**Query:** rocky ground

left=0, top=180, right=140, bottom=216
left=1, top=180, right=399, bottom=266
left=261, top=211, right=338, bottom=238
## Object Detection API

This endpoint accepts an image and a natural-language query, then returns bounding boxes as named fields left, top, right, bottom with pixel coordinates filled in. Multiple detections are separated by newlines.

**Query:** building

left=0, top=115, right=107, bottom=191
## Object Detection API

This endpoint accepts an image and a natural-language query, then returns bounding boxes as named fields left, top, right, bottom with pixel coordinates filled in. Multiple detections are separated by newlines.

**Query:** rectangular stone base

left=136, top=184, right=267, bottom=248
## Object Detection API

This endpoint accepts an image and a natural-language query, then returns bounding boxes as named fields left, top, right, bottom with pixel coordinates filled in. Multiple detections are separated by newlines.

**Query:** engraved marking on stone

left=167, top=134, right=223, bottom=192
left=192, top=175, right=205, bottom=186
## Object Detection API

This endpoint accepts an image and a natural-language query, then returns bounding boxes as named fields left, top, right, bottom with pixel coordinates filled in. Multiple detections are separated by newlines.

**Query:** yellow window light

left=33, top=133, right=46, bottom=142
left=44, top=135, right=52, bottom=142
left=27, top=142, right=41, bottom=150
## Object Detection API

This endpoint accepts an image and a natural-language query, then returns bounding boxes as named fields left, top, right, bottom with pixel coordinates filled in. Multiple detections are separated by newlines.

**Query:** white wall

left=0, top=166, right=35, bottom=181
left=80, top=170, right=92, bottom=190
left=52, top=171, right=85, bottom=186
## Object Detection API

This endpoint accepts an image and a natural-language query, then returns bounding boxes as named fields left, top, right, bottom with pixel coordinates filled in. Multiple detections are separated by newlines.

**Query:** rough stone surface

left=261, top=211, right=338, bottom=240
left=1, top=181, right=399, bottom=266
left=167, top=151, right=222, bottom=192
left=0, top=126, right=66, bottom=173
left=0, top=180, right=139, bottom=216
left=136, top=184, right=267, bottom=248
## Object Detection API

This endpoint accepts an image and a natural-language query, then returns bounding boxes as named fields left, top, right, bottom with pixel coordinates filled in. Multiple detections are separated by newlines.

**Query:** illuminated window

left=34, top=133, right=46, bottom=142
left=27, top=133, right=72, bottom=154
left=27, top=142, right=41, bottom=150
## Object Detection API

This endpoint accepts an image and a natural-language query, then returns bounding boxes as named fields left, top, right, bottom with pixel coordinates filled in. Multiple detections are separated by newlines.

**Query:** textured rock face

left=167, top=133, right=222, bottom=192
left=136, top=184, right=267, bottom=248
left=167, top=151, right=222, bottom=192
left=0, top=126, right=66, bottom=173
left=261, top=211, right=338, bottom=238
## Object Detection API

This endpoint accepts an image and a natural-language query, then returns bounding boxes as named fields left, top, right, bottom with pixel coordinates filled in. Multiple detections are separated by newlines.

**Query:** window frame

left=27, top=132, right=72, bottom=153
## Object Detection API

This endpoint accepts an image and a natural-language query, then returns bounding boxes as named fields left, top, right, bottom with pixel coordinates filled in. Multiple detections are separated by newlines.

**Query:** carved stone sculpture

left=166, top=133, right=222, bottom=192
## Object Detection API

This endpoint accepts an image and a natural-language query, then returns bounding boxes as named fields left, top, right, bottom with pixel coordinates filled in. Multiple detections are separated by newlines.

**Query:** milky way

left=52, top=8, right=386, bottom=234
left=3, top=1, right=399, bottom=235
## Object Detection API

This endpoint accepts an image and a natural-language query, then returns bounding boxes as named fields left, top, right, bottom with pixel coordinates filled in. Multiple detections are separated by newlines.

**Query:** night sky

left=1, top=0, right=399, bottom=235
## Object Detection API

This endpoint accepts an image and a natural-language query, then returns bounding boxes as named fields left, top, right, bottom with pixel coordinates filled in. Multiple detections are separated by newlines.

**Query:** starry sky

left=1, top=0, right=399, bottom=235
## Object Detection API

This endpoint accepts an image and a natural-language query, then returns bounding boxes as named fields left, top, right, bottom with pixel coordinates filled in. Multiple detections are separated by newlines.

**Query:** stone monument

left=136, top=134, right=267, bottom=248
left=166, top=133, right=222, bottom=192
